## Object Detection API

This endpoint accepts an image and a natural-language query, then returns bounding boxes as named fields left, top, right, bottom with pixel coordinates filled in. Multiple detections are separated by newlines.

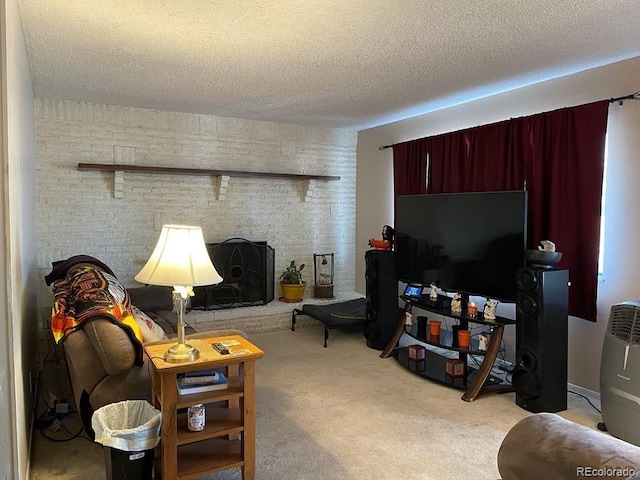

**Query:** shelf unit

left=77, top=162, right=340, bottom=201
left=144, top=335, right=264, bottom=480
left=392, top=294, right=515, bottom=401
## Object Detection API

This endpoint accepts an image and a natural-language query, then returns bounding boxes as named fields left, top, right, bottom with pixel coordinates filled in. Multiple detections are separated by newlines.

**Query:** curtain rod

left=609, top=91, right=640, bottom=106
left=378, top=90, right=640, bottom=151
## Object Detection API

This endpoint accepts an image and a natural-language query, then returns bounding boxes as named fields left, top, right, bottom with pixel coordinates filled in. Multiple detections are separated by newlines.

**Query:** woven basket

left=314, top=284, right=334, bottom=298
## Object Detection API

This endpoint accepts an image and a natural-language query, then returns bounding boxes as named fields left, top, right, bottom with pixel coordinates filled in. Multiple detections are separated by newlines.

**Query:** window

left=598, top=135, right=609, bottom=277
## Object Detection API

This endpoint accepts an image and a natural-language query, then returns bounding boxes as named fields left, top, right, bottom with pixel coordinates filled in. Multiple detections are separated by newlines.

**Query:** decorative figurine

left=483, top=299, right=498, bottom=320
left=451, top=293, right=462, bottom=313
left=538, top=240, right=556, bottom=252
left=368, top=225, right=395, bottom=251
left=429, top=283, right=438, bottom=300
left=404, top=311, right=414, bottom=326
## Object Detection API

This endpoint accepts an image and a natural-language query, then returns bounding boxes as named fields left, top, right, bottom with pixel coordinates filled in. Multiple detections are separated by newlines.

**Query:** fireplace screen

left=191, top=238, right=274, bottom=310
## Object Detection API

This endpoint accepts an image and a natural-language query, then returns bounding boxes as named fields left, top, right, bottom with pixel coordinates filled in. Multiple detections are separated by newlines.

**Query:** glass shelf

left=400, top=295, right=516, bottom=325
left=404, top=324, right=488, bottom=356
left=393, top=347, right=503, bottom=390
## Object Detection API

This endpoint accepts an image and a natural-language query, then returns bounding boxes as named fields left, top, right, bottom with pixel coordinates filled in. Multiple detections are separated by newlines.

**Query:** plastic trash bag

left=92, top=400, right=161, bottom=451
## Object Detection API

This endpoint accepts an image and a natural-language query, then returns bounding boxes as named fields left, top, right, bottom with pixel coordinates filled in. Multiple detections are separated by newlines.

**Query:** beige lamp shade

left=135, top=224, right=222, bottom=287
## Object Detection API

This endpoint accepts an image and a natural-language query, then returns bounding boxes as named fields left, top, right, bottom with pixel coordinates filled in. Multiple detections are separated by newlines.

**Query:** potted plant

left=280, top=260, right=306, bottom=302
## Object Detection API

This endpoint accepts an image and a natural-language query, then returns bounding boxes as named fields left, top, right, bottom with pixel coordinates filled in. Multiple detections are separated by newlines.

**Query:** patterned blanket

left=49, top=261, right=144, bottom=365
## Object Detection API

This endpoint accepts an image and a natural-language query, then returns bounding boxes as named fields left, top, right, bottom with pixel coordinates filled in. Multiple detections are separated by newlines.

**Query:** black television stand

left=381, top=293, right=516, bottom=402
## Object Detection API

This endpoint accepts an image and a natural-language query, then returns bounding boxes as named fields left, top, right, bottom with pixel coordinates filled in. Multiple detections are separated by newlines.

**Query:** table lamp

left=135, top=224, right=222, bottom=363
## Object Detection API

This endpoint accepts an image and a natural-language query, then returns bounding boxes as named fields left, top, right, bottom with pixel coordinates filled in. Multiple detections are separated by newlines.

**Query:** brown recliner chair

left=497, top=413, right=640, bottom=480
left=62, top=285, right=244, bottom=438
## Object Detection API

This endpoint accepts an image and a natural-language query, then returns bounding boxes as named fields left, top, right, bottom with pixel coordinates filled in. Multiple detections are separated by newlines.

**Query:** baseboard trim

left=568, top=382, right=601, bottom=409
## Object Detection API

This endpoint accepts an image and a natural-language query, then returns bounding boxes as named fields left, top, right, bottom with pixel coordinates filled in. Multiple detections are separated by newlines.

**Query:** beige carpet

left=29, top=325, right=602, bottom=479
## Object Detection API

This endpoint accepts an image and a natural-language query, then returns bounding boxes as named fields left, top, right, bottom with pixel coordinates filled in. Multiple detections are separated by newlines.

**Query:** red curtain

left=392, top=140, right=429, bottom=194
left=423, top=120, right=526, bottom=193
left=392, top=139, right=429, bottom=220
left=425, top=130, right=468, bottom=193
left=522, top=102, right=609, bottom=320
left=392, top=100, right=609, bottom=321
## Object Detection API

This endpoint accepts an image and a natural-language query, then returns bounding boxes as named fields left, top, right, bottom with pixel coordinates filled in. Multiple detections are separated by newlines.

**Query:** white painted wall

left=1, top=0, right=38, bottom=478
left=35, top=100, right=358, bottom=328
left=356, top=56, right=640, bottom=392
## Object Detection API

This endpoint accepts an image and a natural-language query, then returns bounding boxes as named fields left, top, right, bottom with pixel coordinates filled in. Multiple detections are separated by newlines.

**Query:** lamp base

left=164, top=342, right=200, bottom=363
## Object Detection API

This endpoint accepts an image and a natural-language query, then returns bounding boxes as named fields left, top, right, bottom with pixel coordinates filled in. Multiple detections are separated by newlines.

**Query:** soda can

left=188, top=404, right=205, bottom=432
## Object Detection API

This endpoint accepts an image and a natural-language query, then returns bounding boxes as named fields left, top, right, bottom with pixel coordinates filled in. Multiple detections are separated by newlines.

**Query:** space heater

left=600, top=301, right=640, bottom=446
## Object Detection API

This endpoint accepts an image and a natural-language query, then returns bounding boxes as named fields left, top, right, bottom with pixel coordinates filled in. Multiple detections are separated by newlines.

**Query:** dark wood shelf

left=78, top=162, right=341, bottom=181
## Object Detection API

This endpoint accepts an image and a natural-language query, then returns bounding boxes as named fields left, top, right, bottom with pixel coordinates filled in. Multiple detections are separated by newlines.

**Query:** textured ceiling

left=17, top=1, right=640, bottom=130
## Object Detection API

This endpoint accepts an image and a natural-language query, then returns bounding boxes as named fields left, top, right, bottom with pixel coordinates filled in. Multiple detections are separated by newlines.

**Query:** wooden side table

left=144, top=335, right=264, bottom=480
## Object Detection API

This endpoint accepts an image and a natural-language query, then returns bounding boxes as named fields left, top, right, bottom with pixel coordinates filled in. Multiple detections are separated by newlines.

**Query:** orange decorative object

left=368, top=238, right=391, bottom=250
left=457, top=329, right=471, bottom=349
left=429, top=320, right=441, bottom=336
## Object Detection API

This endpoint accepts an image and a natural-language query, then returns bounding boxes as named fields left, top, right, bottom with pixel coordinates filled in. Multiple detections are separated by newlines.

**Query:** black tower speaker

left=512, top=268, right=569, bottom=413
left=363, top=250, right=399, bottom=350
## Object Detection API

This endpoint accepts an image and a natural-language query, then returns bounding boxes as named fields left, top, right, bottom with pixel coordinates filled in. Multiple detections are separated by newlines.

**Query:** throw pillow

left=127, top=285, right=174, bottom=312
left=132, top=306, right=167, bottom=343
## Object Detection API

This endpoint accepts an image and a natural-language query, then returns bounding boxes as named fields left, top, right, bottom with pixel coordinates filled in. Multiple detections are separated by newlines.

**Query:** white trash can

left=92, top=400, right=161, bottom=480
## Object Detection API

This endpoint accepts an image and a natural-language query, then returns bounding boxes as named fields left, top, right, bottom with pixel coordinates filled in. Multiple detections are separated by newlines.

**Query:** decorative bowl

left=525, top=249, right=563, bottom=268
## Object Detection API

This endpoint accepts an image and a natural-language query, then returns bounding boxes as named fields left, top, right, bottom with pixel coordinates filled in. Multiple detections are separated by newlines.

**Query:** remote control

left=213, top=342, right=230, bottom=355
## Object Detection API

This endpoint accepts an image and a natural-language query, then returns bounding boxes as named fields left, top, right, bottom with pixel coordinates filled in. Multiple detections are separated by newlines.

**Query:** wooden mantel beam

left=77, top=162, right=341, bottom=182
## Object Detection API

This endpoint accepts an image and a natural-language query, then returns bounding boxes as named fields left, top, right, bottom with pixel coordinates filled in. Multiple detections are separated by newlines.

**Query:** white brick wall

left=36, top=99, right=358, bottom=330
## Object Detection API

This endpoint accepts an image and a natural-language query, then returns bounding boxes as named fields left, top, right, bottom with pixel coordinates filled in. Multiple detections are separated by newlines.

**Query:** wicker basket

left=314, top=284, right=334, bottom=298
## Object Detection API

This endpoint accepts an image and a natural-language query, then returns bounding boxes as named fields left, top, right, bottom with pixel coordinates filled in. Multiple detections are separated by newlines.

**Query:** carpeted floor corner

left=29, top=324, right=602, bottom=479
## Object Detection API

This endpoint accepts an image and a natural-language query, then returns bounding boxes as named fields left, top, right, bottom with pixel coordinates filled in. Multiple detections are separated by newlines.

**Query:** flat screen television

left=395, top=191, right=527, bottom=302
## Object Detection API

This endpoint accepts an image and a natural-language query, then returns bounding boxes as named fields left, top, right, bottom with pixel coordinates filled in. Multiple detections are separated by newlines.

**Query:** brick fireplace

left=35, top=99, right=357, bottom=331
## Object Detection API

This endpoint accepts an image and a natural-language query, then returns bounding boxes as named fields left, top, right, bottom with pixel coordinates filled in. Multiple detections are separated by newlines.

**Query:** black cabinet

left=363, top=250, right=400, bottom=350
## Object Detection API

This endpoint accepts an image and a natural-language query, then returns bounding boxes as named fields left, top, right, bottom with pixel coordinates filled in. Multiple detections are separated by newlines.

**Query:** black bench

left=291, top=298, right=367, bottom=347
